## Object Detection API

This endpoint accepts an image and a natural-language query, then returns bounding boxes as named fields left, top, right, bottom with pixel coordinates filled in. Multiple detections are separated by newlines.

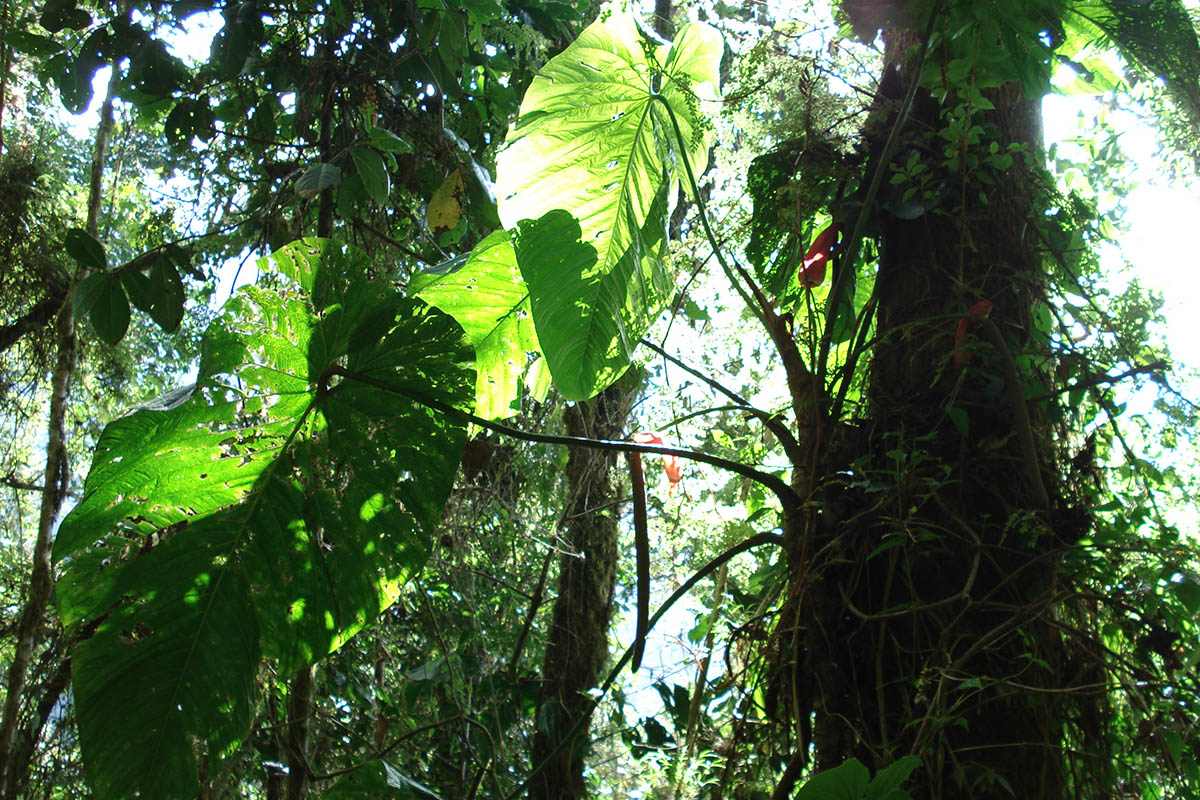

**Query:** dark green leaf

left=794, top=758, right=870, bottom=799
left=745, top=140, right=805, bottom=277
left=73, top=273, right=110, bottom=319
left=47, top=51, right=93, bottom=113
left=827, top=262, right=857, bottom=345
left=40, top=0, right=91, bottom=32
left=367, top=126, right=412, bottom=153
left=119, top=266, right=150, bottom=311
left=164, top=99, right=193, bottom=146
left=145, top=257, right=185, bottom=332
left=351, top=147, right=390, bottom=205
left=866, top=756, right=921, bottom=800
left=64, top=228, right=107, bottom=269
left=296, top=163, right=342, bottom=199
left=3, top=29, right=61, bottom=56
left=87, top=274, right=130, bottom=345
left=319, top=760, right=442, bottom=799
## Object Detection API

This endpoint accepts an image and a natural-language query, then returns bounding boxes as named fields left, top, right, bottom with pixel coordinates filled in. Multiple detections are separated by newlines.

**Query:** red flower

left=799, top=222, right=840, bottom=288
left=632, top=432, right=682, bottom=493
left=954, top=300, right=993, bottom=368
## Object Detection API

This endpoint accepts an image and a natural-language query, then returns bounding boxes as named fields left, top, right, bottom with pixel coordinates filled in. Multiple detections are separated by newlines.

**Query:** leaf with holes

left=494, top=13, right=721, bottom=400
left=410, top=229, right=548, bottom=420
left=54, top=239, right=473, bottom=800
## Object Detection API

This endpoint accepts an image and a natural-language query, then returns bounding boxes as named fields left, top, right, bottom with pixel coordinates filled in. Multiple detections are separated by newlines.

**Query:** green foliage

left=318, top=760, right=441, bottom=799
left=53, top=240, right=473, bottom=799
left=410, top=230, right=549, bottom=419
left=70, top=236, right=194, bottom=344
left=4, top=0, right=1200, bottom=796
left=1071, top=0, right=1200, bottom=124
left=793, top=757, right=921, bottom=800
left=493, top=12, right=722, bottom=399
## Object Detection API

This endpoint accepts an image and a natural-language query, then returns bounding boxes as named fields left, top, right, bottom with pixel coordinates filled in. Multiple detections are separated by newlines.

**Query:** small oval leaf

left=88, top=274, right=130, bottom=345
left=64, top=228, right=107, bottom=270
left=295, top=163, right=342, bottom=199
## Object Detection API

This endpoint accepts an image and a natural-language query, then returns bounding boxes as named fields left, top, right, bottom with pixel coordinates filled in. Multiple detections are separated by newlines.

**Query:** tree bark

left=284, top=665, right=316, bottom=800
left=778, top=29, right=1077, bottom=799
left=530, top=373, right=641, bottom=800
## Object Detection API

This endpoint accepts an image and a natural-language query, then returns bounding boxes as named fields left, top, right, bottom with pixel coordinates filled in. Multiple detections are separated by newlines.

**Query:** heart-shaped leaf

left=494, top=14, right=721, bottom=400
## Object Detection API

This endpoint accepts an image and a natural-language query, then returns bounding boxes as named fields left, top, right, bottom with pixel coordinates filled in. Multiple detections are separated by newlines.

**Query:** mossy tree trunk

left=778, top=30, right=1089, bottom=800
left=530, top=374, right=641, bottom=800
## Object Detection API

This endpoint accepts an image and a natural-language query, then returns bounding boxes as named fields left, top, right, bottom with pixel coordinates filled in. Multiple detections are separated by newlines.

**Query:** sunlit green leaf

left=411, top=230, right=547, bottom=419
left=55, top=239, right=472, bottom=800
left=494, top=13, right=721, bottom=400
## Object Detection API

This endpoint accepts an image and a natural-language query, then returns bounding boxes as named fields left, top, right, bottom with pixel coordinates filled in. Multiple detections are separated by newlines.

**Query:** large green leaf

left=794, top=758, right=870, bottom=799
left=54, top=239, right=473, bottom=800
left=513, top=205, right=666, bottom=399
left=494, top=13, right=720, bottom=400
left=1073, top=0, right=1200, bottom=125
left=319, top=760, right=441, bottom=799
left=410, top=229, right=549, bottom=420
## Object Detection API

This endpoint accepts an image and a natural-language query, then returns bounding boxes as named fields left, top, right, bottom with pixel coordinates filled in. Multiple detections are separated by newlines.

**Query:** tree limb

left=331, top=367, right=801, bottom=508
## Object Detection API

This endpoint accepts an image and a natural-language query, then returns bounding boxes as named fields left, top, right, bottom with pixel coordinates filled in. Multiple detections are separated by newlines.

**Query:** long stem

left=815, top=1, right=942, bottom=393
left=816, top=0, right=945, bottom=398
left=504, top=532, right=783, bottom=800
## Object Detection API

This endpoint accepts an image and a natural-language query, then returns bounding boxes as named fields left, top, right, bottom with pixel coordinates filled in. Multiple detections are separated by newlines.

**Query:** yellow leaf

left=426, top=169, right=466, bottom=234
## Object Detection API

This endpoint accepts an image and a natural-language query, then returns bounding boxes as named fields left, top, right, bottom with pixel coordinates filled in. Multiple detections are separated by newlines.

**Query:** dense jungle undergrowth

left=2, top=0, right=1200, bottom=797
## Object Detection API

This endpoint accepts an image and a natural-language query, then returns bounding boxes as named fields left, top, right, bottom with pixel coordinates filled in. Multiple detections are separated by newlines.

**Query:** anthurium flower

left=954, top=299, right=994, bottom=368
left=799, top=222, right=840, bottom=287
left=632, top=432, right=683, bottom=492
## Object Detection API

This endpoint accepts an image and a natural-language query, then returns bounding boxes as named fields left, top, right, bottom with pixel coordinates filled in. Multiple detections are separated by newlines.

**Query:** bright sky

left=1043, top=93, right=1200, bottom=370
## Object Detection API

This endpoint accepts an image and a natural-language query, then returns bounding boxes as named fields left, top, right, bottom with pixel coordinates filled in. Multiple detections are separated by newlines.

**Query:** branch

left=331, top=367, right=801, bottom=508
left=0, top=292, right=66, bottom=356
left=1029, top=360, right=1167, bottom=402
left=503, top=531, right=784, bottom=800
left=638, top=337, right=806, bottom=464
left=351, top=218, right=438, bottom=266
left=0, top=474, right=44, bottom=492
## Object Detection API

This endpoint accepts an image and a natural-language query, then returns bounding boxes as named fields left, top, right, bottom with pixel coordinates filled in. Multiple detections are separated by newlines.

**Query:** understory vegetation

left=1, top=0, right=1200, bottom=797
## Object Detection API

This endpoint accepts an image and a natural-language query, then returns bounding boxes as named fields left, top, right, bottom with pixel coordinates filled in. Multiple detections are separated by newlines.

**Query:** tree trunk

left=284, top=665, right=316, bottom=800
left=0, top=62, right=120, bottom=795
left=779, top=30, right=1079, bottom=799
left=530, top=374, right=641, bottom=800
